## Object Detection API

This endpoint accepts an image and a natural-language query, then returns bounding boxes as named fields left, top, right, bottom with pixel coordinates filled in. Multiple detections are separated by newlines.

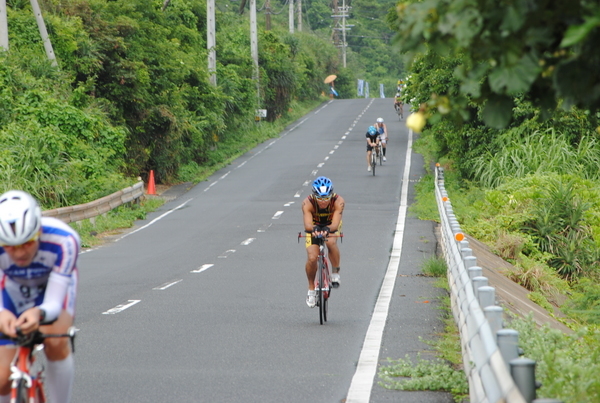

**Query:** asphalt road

left=72, top=98, right=453, bottom=402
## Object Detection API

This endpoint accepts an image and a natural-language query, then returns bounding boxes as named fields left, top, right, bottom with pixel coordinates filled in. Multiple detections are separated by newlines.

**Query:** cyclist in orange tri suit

left=302, top=177, right=345, bottom=308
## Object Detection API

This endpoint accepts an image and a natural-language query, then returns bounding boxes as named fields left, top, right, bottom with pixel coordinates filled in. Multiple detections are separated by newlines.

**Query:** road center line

left=191, top=264, right=214, bottom=273
left=102, top=300, right=141, bottom=315
left=153, top=279, right=183, bottom=290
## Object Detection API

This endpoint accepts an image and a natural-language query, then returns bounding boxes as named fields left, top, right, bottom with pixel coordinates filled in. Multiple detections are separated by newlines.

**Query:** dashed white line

left=241, top=238, right=255, bottom=245
left=191, top=264, right=214, bottom=273
left=102, top=300, right=141, bottom=315
left=218, top=249, right=236, bottom=258
left=318, top=163, right=325, bottom=167
left=272, top=211, right=284, bottom=219
left=153, top=280, right=182, bottom=290
left=284, top=202, right=295, bottom=206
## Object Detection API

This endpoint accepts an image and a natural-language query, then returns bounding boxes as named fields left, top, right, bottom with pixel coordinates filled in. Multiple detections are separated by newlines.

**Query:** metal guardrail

left=435, top=166, right=527, bottom=403
left=42, top=181, right=144, bottom=223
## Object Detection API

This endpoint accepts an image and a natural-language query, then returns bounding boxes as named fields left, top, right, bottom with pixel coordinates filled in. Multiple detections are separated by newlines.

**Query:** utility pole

left=0, top=0, right=8, bottom=51
left=289, top=0, right=294, bottom=33
left=297, top=0, right=302, bottom=32
left=331, top=0, right=351, bottom=68
left=207, top=0, right=216, bottom=86
left=250, top=0, right=260, bottom=104
left=265, top=0, right=271, bottom=30
left=30, top=0, right=58, bottom=67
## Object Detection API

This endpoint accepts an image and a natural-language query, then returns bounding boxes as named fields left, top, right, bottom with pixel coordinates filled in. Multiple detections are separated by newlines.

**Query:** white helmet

left=0, top=190, right=42, bottom=246
left=376, top=117, right=384, bottom=123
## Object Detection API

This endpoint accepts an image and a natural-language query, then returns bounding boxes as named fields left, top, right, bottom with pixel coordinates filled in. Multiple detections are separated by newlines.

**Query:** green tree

left=390, top=0, right=600, bottom=128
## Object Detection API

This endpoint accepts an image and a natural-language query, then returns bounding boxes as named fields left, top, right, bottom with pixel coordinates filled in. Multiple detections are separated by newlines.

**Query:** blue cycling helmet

left=368, top=126, right=377, bottom=135
left=312, top=176, right=333, bottom=197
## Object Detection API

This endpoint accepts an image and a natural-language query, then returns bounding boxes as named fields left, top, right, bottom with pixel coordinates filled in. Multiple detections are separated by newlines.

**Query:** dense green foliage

left=389, top=0, right=600, bottom=128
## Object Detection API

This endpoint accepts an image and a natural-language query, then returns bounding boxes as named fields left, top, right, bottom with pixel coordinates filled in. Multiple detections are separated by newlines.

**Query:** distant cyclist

left=0, top=190, right=80, bottom=403
left=302, top=177, right=345, bottom=308
left=366, top=125, right=380, bottom=171
left=374, top=118, right=388, bottom=161
left=394, top=92, right=403, bottom=118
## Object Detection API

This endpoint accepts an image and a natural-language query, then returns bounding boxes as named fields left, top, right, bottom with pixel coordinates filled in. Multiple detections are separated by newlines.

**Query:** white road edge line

left=116, top=199, right=193, bottom=241
left=346, top=129, right=413, bottom=403
left=102, top=300, right=141, bottom=315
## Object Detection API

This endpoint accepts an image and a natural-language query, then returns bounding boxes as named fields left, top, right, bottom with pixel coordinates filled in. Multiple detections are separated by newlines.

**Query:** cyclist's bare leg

left=0, top=346, right=16, bottom=397
left=42, top=310, right=75, bottom=403
left=305, top=244, right=319, bottom=290
left=325, top=237, right=340, bottom=272
left=366, top=150, right=372, bottom=168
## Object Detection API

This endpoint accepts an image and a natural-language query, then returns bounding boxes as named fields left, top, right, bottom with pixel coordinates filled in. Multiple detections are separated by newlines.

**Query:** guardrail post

left=464, top=255, right=477, bottom=269
left=510, top=358, right=537, bottom=403
left=483, top=306, right=503, bottom=336
left=472, top=276, right=488, bottom=299
left=461, top=247, right=473, bottom=258
left=497, top=329, right=520, bottom=371
left=467, top=266, right=482, bottom=280
left=478, top=285, right=495, bottom=308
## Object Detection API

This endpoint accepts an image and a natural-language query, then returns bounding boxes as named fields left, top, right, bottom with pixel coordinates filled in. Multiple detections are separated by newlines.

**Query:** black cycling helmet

left=312, top=177, right=333, bottom=198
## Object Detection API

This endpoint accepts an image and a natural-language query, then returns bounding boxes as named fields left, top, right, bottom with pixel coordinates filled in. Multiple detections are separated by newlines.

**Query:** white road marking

left=318, top=163, right=325, bottom=167
left=153, top=280, right=182, bottom=290
left=218, top=249, right=236, bottom=258
left=284, top=202, right=295, bottom=206
left=346, top=127, right=413, bottom=402
left=294, top=191, right=302, bottom=198
left=329, top=150, right=335, bottom=154
left=257, top=223, right=272, bottom=232
left=241, top=238, right=255, bottom=245
left=102, top=300, right=141, bottom=315
left=311, top=170, right=318, bottom=176
left=191, top=264, right=214, bottom=273
left=272, top=211, right=284, bottom=219
left=116, top=199, right=193, bottom=241
left=303, top=181, right=311, bottom=186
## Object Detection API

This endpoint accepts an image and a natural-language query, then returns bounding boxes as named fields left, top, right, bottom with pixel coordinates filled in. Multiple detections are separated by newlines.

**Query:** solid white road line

left=346, top=129, right=414, bottom=403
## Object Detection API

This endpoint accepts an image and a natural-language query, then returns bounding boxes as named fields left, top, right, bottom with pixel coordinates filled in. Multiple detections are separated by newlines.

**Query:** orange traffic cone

left=147, top=170, right=156, bottom=195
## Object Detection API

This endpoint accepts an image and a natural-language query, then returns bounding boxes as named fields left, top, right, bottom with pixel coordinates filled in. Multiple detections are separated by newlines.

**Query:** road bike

left=395, top=102, right=404, bottom=120
left=370, top=145, right=379, bottom=176
left=1, top=326, right=77, bottom=403
left=299, top=232, right=343, bottom=324
left=376, top=142, right=384, bottom=166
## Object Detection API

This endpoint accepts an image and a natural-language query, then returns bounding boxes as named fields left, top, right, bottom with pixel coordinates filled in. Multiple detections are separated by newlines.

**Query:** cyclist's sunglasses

left=0, top=231, right=40, bottom=248
left=315, top=195, right=332, bottom=202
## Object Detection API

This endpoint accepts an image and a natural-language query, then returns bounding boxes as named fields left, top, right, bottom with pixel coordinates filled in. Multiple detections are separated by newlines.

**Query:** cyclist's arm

left=302, top=198, right=316, bottom=233
left=329, top=196, right=345, bottom=233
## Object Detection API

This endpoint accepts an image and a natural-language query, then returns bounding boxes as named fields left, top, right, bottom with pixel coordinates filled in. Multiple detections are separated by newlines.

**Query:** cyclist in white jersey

left=375, top=117, right=388, bottom=161
left=0, top=190, right=80, bottom=403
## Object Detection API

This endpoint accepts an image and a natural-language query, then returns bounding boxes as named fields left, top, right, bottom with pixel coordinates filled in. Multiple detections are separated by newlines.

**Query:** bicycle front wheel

left=379, top=148, right=383, bottom=165
left=318, top=258, right=325, bottom=325
left=15, top=378, right=29, bottom=403
left=371, top=154, right=376, bottom=176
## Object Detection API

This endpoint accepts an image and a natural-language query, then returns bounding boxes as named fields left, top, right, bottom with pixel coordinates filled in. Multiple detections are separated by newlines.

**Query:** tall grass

left=472, top=129, right=600, bottom=188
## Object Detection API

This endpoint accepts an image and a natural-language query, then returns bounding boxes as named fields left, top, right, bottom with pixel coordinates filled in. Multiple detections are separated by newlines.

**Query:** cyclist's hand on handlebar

left=0, top=309, right=19, bottom=337
left=312, top=226, right=330, bottom=237
left=14, top=307, right=42, bottom=335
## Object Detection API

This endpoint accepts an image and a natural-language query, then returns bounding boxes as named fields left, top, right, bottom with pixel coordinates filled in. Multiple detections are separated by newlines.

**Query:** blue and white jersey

left=0, top=217, right=80, bottom=287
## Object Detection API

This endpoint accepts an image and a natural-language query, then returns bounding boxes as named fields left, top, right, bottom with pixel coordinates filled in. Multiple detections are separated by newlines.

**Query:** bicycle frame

left=3, top=327, right=77, bottom=403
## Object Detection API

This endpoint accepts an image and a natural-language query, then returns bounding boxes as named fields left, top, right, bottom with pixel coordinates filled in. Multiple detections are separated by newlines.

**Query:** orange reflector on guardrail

left=455, top=233, right=464, bottom=241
